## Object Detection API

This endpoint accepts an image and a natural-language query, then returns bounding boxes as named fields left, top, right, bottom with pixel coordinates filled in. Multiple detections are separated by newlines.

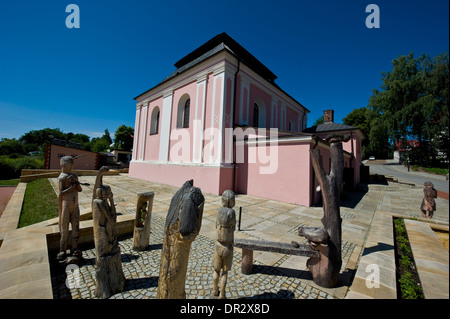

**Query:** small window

left=150, top=106, right=160, bottom=135
left=183, top=99, right=190, bottom=128
left=289, top=119, right=295, bottom=132
left=253, top=103, right=259, bottom=128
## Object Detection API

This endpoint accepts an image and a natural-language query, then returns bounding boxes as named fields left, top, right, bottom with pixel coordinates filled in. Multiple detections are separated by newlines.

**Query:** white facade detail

left=159, top=91, right=173, bottom=162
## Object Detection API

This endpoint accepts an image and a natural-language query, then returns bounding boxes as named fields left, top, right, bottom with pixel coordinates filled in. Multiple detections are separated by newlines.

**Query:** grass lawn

left=18, top=178, right=59, bottom=228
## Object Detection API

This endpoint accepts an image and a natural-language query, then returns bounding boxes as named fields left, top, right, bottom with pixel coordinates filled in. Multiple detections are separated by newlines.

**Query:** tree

left=368, top=52, right=449, bottom=166
left=19, top=128, right=66, bottom=152
left=0, top=138, right=25, bottom=156
left=67, top=133, right=91, bottom=150
left=313, top=116, right=324, bottom=126
left=90, top=138, right=110, bottom=153
left=113, top=125, right=134, bottom=151
left=343, top=108, right=369, bottom=134
left=343, top=107, right=391, bottom=159
left=102, top=129, right=113, bottom=146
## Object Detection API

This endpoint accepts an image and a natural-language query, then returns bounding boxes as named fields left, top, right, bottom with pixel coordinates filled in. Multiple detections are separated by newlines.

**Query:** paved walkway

left=0, top=187, right=16, bottom=219
left=365, top=159, right=449, bottom=195
left=46, top=174, right=448, bottom=299
left=1, top=172, right=447, bottom=299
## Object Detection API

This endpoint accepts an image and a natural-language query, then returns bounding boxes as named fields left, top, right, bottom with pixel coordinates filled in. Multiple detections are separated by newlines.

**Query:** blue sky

left=0, top=0, right=448, bottom=140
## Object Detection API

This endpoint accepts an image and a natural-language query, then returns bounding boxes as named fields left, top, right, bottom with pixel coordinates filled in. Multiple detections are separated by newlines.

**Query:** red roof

left=395, top=140, right=419, bottom=151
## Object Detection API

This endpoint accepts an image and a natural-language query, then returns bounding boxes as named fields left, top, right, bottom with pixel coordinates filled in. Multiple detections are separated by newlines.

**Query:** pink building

left=129, top=33, right=363, bottom=206
left=44, top=143, right=99, bottom=170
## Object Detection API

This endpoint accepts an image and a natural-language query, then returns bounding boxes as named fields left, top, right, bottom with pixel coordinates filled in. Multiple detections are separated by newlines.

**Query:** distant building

left=393, top=140, right=419, bottom=163
left=44, top=143, right=99, bottom=170
left=44, top=143, right=130, bottom=170
left=129, top=33, right=364, bottom=206
left=111, top=149, right=132, bottom=166
left=304, top=109, right=365, bottom=188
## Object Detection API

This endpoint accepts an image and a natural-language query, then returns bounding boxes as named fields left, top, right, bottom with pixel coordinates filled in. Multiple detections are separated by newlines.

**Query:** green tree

left=113, top=125, right=134, bottom=151
left=0, top=138, right=25, bottom=155
left=19, top=128, right=65, bottom=152
left=90, top=138, right=110, bottom=153
left=369, top=52, right=449, bottom=166
left=343, top=107, right=391, bottom=159
left=313, top=116, right=324, bottom=126
left=67, top=133, right=90, bottom=146
left=102, top=129, right=113, bottom=146
left=88, top=129, right=114, bottom=153
left=343, top=107, right=369, bottom=134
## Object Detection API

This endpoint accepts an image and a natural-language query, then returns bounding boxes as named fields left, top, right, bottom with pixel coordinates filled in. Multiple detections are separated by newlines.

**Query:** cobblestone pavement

left=48, top=174, right=448, bottom=300
left=51, top=213, right=341, bottom=299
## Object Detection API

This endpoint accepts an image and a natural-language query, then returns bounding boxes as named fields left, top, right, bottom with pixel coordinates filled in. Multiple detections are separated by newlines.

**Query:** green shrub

left=0, top=155, right=44, bottom=179
left=0, top=179, right=20, bottom=186
left=394, top=218, right=424, bottom=299
left=398, top=272, right=424, bottom=299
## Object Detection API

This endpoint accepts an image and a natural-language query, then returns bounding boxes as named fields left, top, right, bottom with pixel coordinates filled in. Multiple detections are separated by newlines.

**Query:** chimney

left=323, top=109, right=334, bottom=123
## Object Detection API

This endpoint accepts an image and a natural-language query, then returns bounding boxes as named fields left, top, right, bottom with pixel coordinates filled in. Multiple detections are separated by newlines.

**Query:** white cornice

left=163, top=90, right=173, bottom=98
left=197, top=74, right=207, bottom=83
left=135, top=49, right=308, bottom=117
left=131, top=159, right=233, bottom=168
left=135, top=51, right=230, bottom=103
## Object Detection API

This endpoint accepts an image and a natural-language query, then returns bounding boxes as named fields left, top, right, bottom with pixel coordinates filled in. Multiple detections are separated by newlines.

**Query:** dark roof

left=303, top=122, right=358, bottom=133
left=134, top=33, right=310, bottom=113
left=173, top=32, right=277, bottom=83
left=135, top=33, right=278, bottom=100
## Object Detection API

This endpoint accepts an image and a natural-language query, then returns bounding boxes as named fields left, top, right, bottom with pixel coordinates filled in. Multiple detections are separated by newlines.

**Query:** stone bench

left=234, top=238, right=318, bottom=274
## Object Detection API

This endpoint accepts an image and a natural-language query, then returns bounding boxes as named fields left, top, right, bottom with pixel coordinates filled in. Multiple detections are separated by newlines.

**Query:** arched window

left=289, top=119, right=295, bottom=132
left=253, top=103, right=259, bottom=128
left=183, top=99, right=190, bottom=128
left=177, top=95, right=190, bottom=128
left=150, top=106, right=160, bottom=135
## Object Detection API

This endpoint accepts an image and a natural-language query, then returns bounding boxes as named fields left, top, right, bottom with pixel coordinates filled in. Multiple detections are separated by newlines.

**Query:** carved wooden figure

left=57, top=156, right=82, bottom=264
left=420, top=181, right=437, bottom=219
left=133, top=192, right=155, bottom=251
left=212, top=190, right=236, bottom=299
left=157, top=180, right=205, bottom=299
left=92, top=166, right=126, bottom=298
left=298, top=134, right=349, bottom=288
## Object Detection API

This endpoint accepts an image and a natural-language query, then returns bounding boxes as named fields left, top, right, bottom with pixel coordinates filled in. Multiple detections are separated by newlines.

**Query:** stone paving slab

left=0, top=183, right=26, bottom=240
left=404, top=219, right=449, bottom=299
left=345, top=211, right=397, bottom=299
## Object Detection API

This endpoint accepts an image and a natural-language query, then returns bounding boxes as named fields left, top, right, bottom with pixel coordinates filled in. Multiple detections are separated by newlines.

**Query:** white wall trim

left=131, top=159, right=234, bottom=168
left=140, top=104, right=149, bottom=160
left=193, top=77, right=206, bottom=163
left=159, top=91, right=173, bottom=162
left=133, top=105, right=142, bottom=161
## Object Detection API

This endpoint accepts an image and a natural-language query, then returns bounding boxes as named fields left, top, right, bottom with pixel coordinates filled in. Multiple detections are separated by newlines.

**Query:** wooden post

left=92, top=166, right=126, bottom=298
left=241, top=248, right=253, bottom=274
left=303, top=134, right=349, bottom=288
left=133, top=192, right=154, bottom=251
left=238, top=206, right=242, bottom=231
left=157, top=180, right=205, bottom=299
